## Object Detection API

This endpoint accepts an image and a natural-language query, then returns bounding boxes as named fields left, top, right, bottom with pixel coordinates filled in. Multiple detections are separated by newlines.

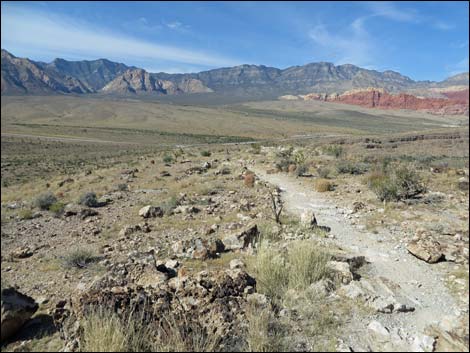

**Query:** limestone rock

left=139, top=205, right=163, bottom=218
left=222, top=224, right=259, bottom=251
left=407, top=240, right=443, bottom=263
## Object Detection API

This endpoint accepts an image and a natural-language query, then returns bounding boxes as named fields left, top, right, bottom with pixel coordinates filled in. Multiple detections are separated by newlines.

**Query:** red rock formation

left=441, top=89, right=469, bottom=104
left=303, top=88, right=469, bottom=115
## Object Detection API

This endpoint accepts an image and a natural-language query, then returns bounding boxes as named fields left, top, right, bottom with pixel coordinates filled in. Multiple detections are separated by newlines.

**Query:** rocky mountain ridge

left=1, top=49, right=468, bottom=98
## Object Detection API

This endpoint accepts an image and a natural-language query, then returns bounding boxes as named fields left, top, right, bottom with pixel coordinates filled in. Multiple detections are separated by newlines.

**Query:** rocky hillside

left=39, top=58, right=131, bottom=91
left=102, top=68, right=212, bottom=94
left=1, top=49, right=468, bottom=98
left=1, top=50, right=91, bottom=94
left=287, top=87, right=469, bottom=115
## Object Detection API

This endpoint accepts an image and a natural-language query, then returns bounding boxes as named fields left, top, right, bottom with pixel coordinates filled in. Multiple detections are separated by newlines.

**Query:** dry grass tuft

left=315, top=179, right=333, bottom=192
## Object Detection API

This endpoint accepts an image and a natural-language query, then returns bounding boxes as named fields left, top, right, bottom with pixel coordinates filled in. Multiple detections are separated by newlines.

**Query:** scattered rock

left=222, top=224, right=259, bottom=251
left=138, top=205, right=163, bottom=218
left=172, top=237, right=225, bottom=260
left=10, top=247, right=33, bottom=259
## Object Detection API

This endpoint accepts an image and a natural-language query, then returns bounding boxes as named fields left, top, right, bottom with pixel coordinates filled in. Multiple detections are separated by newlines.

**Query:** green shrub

left=317, top=167, right=331, bottom=179
left=35, top=192, right=57, bottom=210
left=163, top=154, right=174, bottom=163
left=79, top=192, right=99, bottom=207
left=18, top=209, right=34, bottom=220
left=322, top=145, right=343, bottom=158
left=49, top=202, right=65, bottom=216
left=295, top=164, right=309, bottom=177
left=275, top=158, right=294, bottom=172
left=367, top=164, right=426, bottom=201
left=117, top=183, right=129, bottom=191
left=200, top=150, right=211, bottom=157
left=62, top=248, right=97, bottom=269
left=293, top=150, right=306, bottom=165
left=336, top=161, right=369, bottom=175
left=250, top=143, right=262, bottom=154
left=275, top=146, right=294, bottom=159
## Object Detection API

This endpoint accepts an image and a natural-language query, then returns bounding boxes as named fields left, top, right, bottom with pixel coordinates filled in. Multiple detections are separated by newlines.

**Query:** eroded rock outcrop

left=1, top=287, right=38, bottom=342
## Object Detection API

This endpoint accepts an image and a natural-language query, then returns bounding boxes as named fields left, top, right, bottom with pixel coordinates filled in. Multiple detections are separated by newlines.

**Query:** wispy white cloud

left=365, top=1, right=456, bottom=32
left=365, top=1, right=420, bottom=23
left=1, top=6, right=241, bottom=68
left=309, top=16, right=376, bottom=68
left=166, top=21, right=189, bottom=31
left=432, top=20, right=455, bottom=31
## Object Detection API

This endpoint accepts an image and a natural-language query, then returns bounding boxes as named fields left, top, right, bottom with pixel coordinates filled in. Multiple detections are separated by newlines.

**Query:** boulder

left=407, top=240, right=443, bottom=263
left=138, top=205, right=163, bottom=218
left=327, top=261, right=353, bottom=284
left=1, top=287, right=38, bottom=342
left=222, top=224, right=259, bottom=251
left=172, top=237, right=225, bottom=260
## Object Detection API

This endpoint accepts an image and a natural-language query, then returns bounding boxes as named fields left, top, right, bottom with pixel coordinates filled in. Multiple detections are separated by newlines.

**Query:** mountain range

left=1, top=49, right=468, bottom=98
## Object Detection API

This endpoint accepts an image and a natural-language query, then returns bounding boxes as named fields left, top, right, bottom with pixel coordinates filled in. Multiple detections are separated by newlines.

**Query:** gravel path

left=254, top=167, right=458, bottom=350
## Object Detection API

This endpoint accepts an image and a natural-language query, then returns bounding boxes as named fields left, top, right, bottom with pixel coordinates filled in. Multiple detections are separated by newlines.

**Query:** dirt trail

left=253, top=167, right=458, bottom=350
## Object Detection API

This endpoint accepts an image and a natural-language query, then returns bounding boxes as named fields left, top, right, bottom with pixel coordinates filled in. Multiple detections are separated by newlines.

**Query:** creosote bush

left=49, top=202, right=65, bottom=216
left=295, top=164, right=309, bottom=177
left=336, top=161, right=369, bottom=175
left=35, top=192, right=57, bottom=210
left=317, top=167, right=331, bottom=179
left=322, top=145, right=343, bottom=158
left=163, top=154, right=174, bottom=164
left=62, top=248, right=97, bottom=269
left=367, top=163, right=426, bottom=201
left=79, top=192, right=99, bottom=207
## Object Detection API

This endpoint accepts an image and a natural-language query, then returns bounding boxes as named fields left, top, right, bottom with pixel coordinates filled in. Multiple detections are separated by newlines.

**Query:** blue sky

left=1, top=1, right=468, bottom=81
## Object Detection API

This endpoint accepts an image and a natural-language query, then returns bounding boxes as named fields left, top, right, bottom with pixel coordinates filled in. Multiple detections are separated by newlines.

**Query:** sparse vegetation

left=287, top=240, right=331, bottom=290
left=322, top=145, right=343, bottom=158
left=251, top=239, right=330, bottom=300
left=79, top=192, right=99, bottom=207
left=49, top=201, right=65, bottom=216
left=336, top=161, right=369, bottom=175
left=35, top=192, right=57, bottom=210
left=295, top=163, right=309, bottom=177
left=245, top=303, right=285, bottom=352
left=367, top=163, right=427, bottom=201
left=163, top=154, right=174, bottom=164
left=62, top=248, right=98, bottom=269
left=317, top=167, right=331, bottom=179
left=315, top=179, right=334, bottom=192
left=161, top=195, right=180, bottom=215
